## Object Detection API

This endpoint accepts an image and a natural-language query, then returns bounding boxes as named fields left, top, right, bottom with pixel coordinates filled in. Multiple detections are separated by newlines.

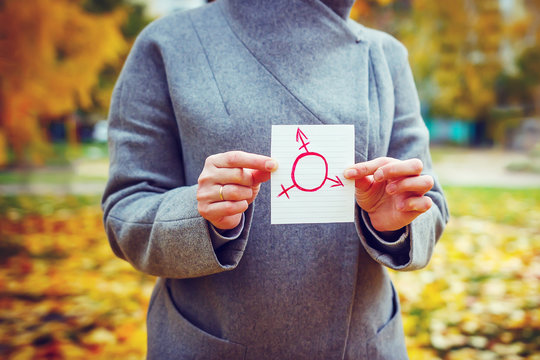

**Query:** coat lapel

left=191, top=0, right=371, bottom=160
left=219, top=0, right=370, bottom=159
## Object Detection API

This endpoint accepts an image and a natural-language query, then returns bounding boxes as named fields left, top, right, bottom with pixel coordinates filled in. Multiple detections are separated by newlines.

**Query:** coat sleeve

left=101, top=25, right=251, bottom=279
left=355, top=41, right=450, bottom=271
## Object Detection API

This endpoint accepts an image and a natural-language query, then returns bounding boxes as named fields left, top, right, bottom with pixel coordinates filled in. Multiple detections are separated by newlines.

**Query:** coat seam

left=108, top=213, right=201, bottom=225
left=341, top=244, right=361, bottom=360
left=189, top=12, right=230, bottom=116
left=217, top=1, right=328, bottom=126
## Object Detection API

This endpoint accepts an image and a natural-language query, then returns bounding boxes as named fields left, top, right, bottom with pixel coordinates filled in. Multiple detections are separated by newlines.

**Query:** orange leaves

left=0, top=196, right=154, bottom=358
left=0, top=0, right=127, bottom=116
left=1, top=188, right=539, bottom=358
left=351, top=0, right=540, bottom=124
left=350, top=1, right=371, bottom=18
left=0, top=130, right=7, bottom=168
left=350, top=0, right=395, bottom=18
left=391, top=187, right=540, bottom=358
left=404, top=0, right=505, bottom=120
left=0, top=0, right=128, bottom=166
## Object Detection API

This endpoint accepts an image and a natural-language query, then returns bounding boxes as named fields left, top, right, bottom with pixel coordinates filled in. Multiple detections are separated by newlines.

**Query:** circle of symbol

left=291, top=152, right=329, bottom=192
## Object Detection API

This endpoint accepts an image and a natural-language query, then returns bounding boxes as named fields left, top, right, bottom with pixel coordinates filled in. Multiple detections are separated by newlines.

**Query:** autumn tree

left=497, top=0, right=540, bottom=114
left=352, top=0, right=540, bottom=145
left=394, top=0, right=504, bottom=125
left=0, top=0, right=133, bottom=167
left=350, top=0, right=403, bottom=29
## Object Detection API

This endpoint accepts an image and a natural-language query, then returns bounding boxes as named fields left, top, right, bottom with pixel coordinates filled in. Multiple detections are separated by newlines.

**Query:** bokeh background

left=1, top=0, right=539, bottom=359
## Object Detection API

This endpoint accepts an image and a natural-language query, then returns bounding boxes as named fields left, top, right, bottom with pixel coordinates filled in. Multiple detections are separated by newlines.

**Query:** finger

left=344, top=157, right=395, bottom=179
left=251, top=169, right=272, bottom=185
left=355, top=175, right=375, bottom=192
left=397, top=195, right=433, bottom=212
left=197, top=184, right=253, bottom=203
left=213, top=167, right=254, bottom=187
left=198, top=200, right=249, bottom=222
left=247, top=184, right=261, bottom=205
left=209, top=151, right=278, bottom=172
left=213, top=214, right=243, bottom=230
left=216, top=184, right=253, bottom=202
left=386, top=175, right=434, bottom=195
left=373, top=159, right=423, bottom=182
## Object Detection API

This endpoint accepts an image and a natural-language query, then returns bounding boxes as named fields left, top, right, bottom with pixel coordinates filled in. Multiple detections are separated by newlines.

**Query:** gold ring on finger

left=219, top=185, right=225, bottom=201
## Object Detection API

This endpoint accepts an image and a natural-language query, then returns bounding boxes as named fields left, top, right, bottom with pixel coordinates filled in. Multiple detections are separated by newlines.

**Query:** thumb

left=251, top=160, right=278, bottom=185
left=355, top=175, right=375, bottom=193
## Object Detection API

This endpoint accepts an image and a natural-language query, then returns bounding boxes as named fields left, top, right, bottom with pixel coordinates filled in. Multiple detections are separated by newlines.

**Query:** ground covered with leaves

left=0, top=188, right=539, bottom=359
left=392, top=187, right=540, bottom=360
left=0, top=196, right=152, bottom=359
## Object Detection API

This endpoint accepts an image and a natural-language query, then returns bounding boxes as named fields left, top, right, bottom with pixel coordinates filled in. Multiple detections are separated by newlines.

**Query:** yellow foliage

left=387, top=0, right=534, bottom=121
left=0, top=0, right=128, bottom=165
left=1, top=187, right=539, bottom=358
left=350, top=0, right=396, bottom=18
left=391, top=187, right=540, bottom=358
left=350, top=1, right=372, bottom=18
left=0, top=199, right=153, bottom=358
left=0, top=129, right=8, bottom=168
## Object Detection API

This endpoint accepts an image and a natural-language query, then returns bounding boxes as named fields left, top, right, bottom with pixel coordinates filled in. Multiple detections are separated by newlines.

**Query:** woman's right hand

left=197, top=151, right=278, bottom=230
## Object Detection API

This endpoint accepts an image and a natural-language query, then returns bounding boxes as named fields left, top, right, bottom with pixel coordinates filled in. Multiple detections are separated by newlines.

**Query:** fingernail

left=265, top=160, right=278, bottom=172
left=374, top=169, right=384, bottom=182
left=386, top=184, right=396, bottom=194
left=344, top=169, right=356, bottom=179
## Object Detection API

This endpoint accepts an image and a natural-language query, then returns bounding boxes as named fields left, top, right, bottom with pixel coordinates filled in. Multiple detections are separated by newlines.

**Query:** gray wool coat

left=102, top=0, right=449, bottom=358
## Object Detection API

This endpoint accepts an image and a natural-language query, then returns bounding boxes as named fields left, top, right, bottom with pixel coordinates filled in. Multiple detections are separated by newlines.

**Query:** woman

left=102, top=0, right=449, bottom=358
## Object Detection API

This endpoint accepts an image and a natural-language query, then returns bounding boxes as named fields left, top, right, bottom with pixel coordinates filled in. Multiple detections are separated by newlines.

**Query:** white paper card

left=271, top=125, right=355, bottom=224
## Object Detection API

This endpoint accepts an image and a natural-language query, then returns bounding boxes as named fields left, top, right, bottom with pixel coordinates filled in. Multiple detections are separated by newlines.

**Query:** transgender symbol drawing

left=278, top=127, right=344, bottom=199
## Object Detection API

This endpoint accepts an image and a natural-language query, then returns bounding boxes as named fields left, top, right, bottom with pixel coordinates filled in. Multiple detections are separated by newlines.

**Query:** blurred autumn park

left=0, top=0, right=539, bottom=359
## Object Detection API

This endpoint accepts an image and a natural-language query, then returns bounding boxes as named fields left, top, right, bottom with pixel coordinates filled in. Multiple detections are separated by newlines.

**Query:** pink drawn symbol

left=278, top=127, right=344, bottom=199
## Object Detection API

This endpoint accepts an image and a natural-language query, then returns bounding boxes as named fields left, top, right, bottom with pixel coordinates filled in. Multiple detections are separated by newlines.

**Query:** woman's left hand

left=344, top=157, right=434, bottom=232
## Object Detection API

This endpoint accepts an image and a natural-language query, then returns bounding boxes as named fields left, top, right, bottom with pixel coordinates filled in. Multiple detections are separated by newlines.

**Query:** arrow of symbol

left=327, top=176, right=344, bottom=188
left=296, top=127, right=310, bottom=152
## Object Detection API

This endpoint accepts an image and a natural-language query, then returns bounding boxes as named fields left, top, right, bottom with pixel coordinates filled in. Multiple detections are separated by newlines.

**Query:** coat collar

left=217, top=0, right=370, bottom=158
left=220, top=0, right=360, bottom=46
left=218, top=0, right=366, bottom=83
left=320, top=0, right=355, bottom=19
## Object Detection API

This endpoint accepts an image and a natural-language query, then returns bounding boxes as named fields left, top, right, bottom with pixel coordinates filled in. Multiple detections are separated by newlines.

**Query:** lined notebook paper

left=271, top=125, right=355, bottom=224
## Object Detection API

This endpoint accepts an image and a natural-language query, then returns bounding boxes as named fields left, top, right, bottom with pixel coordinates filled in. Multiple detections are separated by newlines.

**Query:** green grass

left=5, top=142, right=109, bottom=167
left=442, top=186, right=540, bottom=228
left=0, top=142, right=109, bottom=185
left=429, top=146, right=469, bottom=163
left=0, top=194, right=102, bottom=216
left=1, top=187, right=538, bottom=359
left=0, top=170, right=106, bottom=185
left=1, top=186, right=538, bottom=225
